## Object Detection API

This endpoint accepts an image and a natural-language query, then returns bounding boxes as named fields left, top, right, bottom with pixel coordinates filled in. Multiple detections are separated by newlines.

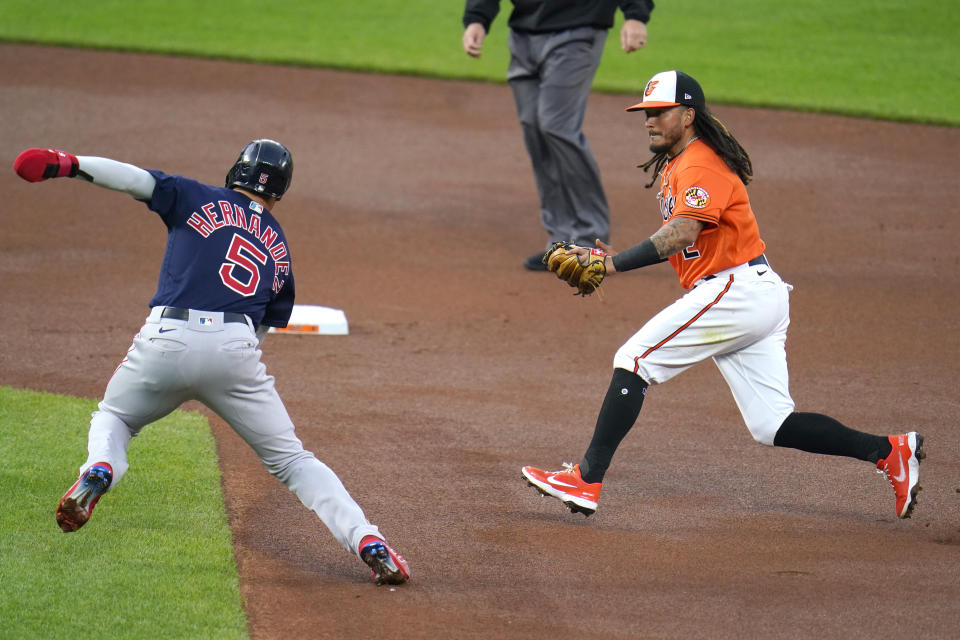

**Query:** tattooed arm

left=602, top=216, right=705, bottom=273
left=650, top=217, right=704, bottom=258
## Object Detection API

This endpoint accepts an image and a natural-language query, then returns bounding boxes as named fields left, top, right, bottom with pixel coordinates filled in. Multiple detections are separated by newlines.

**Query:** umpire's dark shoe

left=360, top=537, right=410, bottom=585
left=524, top=251, right=549, bottom=271
left=56, top=462, right=113, bottom=532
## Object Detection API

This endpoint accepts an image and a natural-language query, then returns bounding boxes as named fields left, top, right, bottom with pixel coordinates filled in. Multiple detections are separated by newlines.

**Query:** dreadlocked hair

left=638, top=152, right=670, bottom=189
left=639, top=107, right=753, bottom=188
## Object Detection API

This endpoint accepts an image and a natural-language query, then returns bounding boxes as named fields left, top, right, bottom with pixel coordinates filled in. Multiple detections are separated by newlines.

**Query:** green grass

left=1, top=0, right=957, bottom=125
left=0, top=386, right=247, bottom=640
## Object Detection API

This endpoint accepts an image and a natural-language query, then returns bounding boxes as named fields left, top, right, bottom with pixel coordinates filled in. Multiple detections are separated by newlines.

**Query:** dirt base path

left=2, top=44, right=958, bottom=639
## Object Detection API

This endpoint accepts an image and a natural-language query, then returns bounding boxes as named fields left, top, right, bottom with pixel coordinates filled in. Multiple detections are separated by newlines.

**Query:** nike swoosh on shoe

left=892, top=452, right=907, bottom=483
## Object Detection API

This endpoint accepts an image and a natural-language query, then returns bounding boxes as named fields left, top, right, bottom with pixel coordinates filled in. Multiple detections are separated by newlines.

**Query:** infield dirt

left=2, top=44, right=958, bottom=639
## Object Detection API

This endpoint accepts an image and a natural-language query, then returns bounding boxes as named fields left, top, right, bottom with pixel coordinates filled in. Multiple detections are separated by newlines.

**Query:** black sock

left=772, top=412, right=891, bottom=463
left=579, top=368, right=648, bottom=484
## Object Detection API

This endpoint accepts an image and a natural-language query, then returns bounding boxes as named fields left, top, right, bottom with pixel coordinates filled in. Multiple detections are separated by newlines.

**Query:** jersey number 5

left=220, top=234, right=267, bottom=296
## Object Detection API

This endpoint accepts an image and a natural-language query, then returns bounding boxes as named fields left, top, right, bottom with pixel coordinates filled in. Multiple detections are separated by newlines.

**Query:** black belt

left=160, top=307, right=250, bottom=325
left=703, top=254, right=768, bottom=281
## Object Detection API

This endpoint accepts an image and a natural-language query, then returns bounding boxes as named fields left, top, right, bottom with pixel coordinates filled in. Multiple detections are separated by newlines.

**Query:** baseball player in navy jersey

left=13, top=141, right=409, bottom=585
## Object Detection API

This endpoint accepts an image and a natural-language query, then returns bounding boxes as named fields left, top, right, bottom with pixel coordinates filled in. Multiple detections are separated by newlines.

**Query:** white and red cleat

left=359, top=536, right=410, bottom=586
left=876, top=432, right=925, bottom=518
left=56, top=463, right=113, bottom=532
left=522, top=462, right=601, bottom=516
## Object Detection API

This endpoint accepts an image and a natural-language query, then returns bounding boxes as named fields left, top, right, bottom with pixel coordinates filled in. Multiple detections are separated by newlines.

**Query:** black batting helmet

left=225, top=139, right=293, bottom=199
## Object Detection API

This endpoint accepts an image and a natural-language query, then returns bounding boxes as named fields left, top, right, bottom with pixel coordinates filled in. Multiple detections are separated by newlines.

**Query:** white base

left=268, top=305, right=349, bottom=335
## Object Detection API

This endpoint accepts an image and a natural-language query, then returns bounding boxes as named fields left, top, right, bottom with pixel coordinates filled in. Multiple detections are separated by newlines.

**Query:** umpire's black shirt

left=463, top=0, right=654, bottom=34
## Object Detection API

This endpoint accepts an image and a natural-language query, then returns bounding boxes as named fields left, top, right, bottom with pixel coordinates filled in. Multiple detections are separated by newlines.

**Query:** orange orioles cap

left=626, top=70, right=706, bottom=112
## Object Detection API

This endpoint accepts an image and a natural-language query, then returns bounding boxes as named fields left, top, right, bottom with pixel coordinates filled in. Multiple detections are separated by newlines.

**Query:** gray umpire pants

left=81, top=307, right=383, bottom=555
left=507, top=26, right=610, bottom=248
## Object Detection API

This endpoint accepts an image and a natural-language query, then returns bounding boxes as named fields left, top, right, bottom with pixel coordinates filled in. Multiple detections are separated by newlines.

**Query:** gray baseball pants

left=507, top=26, right=610, bottom=247
left=80, top=306, right=383, bottom=555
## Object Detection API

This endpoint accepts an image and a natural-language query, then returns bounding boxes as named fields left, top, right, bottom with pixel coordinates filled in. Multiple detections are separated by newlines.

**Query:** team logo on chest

left=683, top=186, right=711, bottom=209
left=658, top=182, right=675, bottom=221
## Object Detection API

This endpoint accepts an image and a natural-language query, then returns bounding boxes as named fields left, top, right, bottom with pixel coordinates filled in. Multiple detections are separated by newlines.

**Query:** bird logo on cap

left=644, top=80, right=659, bottom=97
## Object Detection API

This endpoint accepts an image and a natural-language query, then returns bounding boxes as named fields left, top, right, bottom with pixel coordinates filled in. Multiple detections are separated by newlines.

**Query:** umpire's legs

left=508, top=28, right=610, bottom=246
left=535, top=27, right=610, bottom=246
left=508, top=32, right=570, bottom=246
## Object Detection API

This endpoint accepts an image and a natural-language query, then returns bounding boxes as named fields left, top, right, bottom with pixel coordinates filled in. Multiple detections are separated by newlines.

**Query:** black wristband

left=611, top=238, right=664, bottom=272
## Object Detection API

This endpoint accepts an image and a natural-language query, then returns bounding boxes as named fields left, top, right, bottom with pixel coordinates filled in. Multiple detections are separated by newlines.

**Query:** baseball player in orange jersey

left=522, top=70, right=925, bottom=519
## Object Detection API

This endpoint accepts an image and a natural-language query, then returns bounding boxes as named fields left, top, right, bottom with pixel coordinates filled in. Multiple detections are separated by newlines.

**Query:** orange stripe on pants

left=634, top=274, right=735, bottom=370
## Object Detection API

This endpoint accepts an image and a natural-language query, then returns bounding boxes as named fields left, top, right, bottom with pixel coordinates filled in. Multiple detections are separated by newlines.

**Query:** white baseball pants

left=613, top=263, right=796, bottom=445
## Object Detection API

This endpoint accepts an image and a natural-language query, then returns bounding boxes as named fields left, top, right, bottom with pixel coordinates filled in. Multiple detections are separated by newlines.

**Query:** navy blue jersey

left=143, top=170, right=294, bottom=328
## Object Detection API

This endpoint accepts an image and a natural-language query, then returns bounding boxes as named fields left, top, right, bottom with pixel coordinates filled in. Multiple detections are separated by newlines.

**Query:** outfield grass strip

left=0, top=386, right=248, bottom=640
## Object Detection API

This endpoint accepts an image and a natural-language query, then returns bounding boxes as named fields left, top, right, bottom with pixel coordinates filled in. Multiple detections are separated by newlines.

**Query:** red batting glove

left=13, top=148, right=79, bottom=182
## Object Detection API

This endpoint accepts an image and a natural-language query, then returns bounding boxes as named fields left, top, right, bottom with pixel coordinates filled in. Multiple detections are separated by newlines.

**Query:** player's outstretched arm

left=13, top=148, right=80, bottom=182
left=76, top=156, right=156, bottom=199
left=14, top=148, right=156, bottom=200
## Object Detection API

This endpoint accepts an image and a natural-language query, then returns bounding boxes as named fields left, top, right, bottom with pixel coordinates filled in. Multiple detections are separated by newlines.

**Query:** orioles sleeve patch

left=683, top=186, right=710, bottom=209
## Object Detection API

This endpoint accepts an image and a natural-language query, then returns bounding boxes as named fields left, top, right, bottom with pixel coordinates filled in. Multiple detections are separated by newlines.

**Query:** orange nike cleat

left=522, top=462, right=601, bottom=516
left=876, top=432, right=925, bottom=518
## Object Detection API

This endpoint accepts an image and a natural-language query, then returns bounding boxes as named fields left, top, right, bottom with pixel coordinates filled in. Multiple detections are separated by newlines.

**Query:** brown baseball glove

left=541, top=242, right=606, bottom=297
